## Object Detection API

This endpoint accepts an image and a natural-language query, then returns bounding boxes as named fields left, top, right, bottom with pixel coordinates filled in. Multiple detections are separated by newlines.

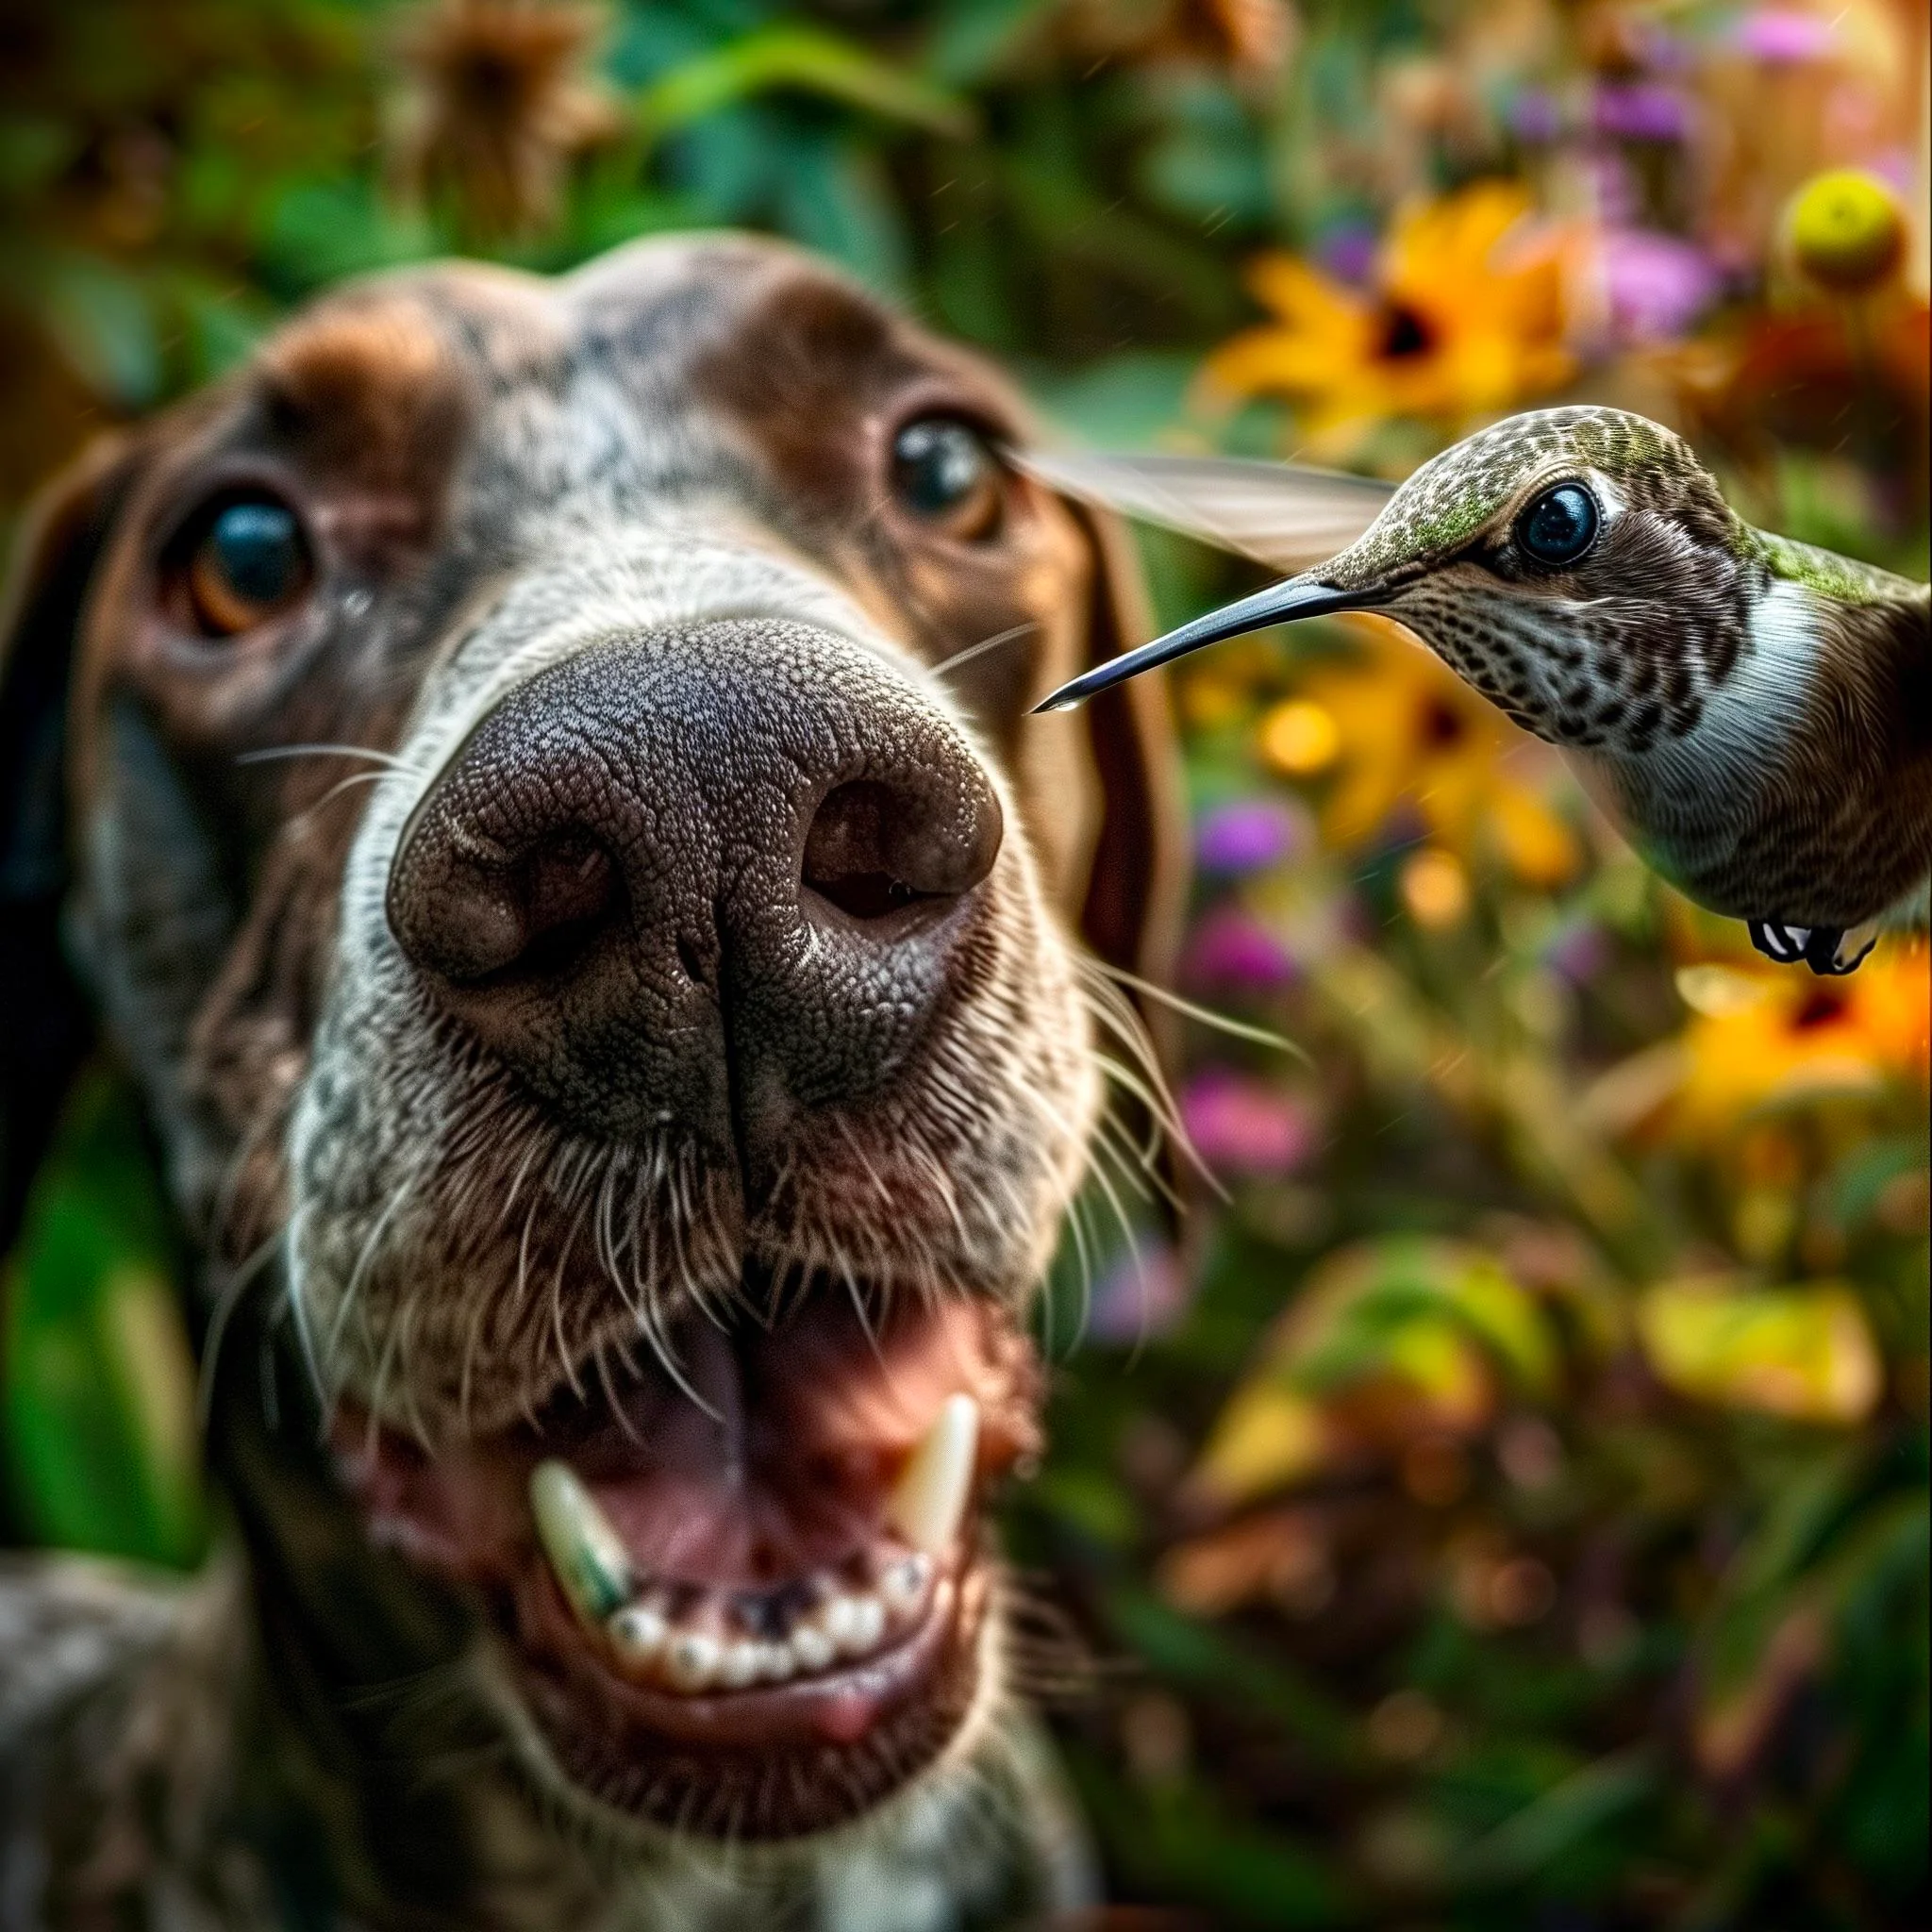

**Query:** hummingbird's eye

left=890, top=417, right=1003, bottom=541
left=1515, top=483, right=1599, bottom=567
left=168, top=492, right=313, bottom=638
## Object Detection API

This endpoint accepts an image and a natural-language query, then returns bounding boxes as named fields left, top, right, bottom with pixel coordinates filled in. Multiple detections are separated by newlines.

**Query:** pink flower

left=1601, top=228, right=1720, bottom=344
left=1736, top=8, right=1836, bottom=63
left=1185, top=905, right=1297, bottom=991
left=1087, top=1240, right=1193, bottom=1343
left=1181, top=1068, right=1317, bottom=1177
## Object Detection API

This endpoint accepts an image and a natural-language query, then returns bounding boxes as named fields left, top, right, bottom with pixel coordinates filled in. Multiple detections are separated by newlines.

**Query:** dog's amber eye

left=179, top=496, right=311, bottom=637
left=891, top=418, right=1002, bottom=540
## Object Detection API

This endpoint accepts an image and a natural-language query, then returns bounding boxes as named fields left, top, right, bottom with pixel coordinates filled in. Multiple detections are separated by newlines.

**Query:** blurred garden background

left=1, top=1, right=1927, bottom=1924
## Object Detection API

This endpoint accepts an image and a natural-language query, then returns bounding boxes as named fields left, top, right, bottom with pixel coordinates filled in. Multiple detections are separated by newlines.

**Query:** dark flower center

left=1376, top=301, right=1438, bottom=360
left=1791, top=990, right=1848, bottom=1031
left=1420, top=698, right=1467, bottom=748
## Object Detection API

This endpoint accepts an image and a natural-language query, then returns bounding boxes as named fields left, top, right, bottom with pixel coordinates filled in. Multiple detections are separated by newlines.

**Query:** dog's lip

left=329, top=1287, right=1036, bottom=1796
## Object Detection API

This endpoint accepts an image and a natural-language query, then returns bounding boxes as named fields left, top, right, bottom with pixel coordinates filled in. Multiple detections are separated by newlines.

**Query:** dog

left=0, top=233, right=1187, bottom=1930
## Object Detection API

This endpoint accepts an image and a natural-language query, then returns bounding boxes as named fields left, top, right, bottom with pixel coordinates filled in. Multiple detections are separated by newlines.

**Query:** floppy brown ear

left=0, top=437, right=132, bottom=1253
left=1059, top=498, right=1190, bottom=991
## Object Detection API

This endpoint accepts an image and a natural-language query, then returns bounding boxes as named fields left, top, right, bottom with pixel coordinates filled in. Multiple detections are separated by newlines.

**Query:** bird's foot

left=1746, top=920, right=1874, bottom=975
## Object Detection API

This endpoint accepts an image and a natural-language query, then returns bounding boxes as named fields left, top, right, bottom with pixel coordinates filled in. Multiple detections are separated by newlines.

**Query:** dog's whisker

left=1085, top=954, right=1309, bottom=1063
left=236, top=741, right=413, bottom=772
left=929, top=619, right=1040, bottom=680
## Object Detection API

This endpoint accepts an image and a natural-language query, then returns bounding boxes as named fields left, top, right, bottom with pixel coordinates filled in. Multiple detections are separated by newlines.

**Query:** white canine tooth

left=754, top=1641, right=793, bottom=1683
left=663, top=1630, right=722, bottom=1692
left=718, top=1640, right=762, bottom=1690
left=884, top=1392, right=979, bottom=1557
left=879, top=1553, right=932, bottom=1617
left=608, top=1602, right=668, bottom=1670
left=790, top=1621, right=837, bottom=1673
left=529, top=1459, right=634, bottom=1625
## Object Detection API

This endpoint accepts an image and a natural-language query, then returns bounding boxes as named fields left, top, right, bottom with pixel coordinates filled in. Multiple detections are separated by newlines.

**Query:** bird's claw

left=1746, top=920, right=1874, bottom=975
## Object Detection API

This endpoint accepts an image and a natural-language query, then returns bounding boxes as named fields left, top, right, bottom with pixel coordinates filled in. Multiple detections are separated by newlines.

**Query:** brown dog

left=0, top=235, right=1186, bottom=1929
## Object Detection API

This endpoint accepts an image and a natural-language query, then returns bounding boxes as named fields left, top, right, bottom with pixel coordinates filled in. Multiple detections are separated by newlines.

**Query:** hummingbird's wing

left=1013, top=448, right=1393, bottom=575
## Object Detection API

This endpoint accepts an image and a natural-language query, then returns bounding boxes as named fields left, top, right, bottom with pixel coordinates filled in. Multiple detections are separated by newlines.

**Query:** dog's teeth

left=529, top=1460, right=634, bottom=1625
left=884, top=1392, right=979, bottom=1556
left=663, top=1630, right=723, bottom=1692
left=718, top=1640, right=763, bottom=1690
left=754, top=1641, right=793, bottom=1684
left=878, top=1552, right=932, bottom=1617
left=824, top=1591, right=886, bottom=1658
left=789, top=1619, right=838, bottom=1673
left=608, top=1600, right=668, bottom=1671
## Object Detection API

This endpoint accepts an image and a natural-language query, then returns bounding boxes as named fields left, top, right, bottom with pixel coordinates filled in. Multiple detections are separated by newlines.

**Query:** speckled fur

left=0, top=235, right=1182, bottom=1929
left=1319, top=406, right=1931, bottom=926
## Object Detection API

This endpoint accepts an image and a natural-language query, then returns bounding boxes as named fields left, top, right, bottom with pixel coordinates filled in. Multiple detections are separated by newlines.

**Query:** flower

left=1591, top=81, right=1690, bottom=143
left=1784, top=168, right=1908, bottom=294
left=1735, top=7, right=1838, bottom=65
left=1277, top=616, right=1580, bottom=885
left=1599, top=228, right=1722, bottom=344
left=1087, top=1240, right=1195, bottom=1344
left=1257, top=698, right=1341, bottom=777
left=1181, top=1068, right=1317, bottom=1176
left=1195, top=797, right=1305, bottom=874
left=1184, top=904, right=1297, bottom=991
left=391, top=0, right=617, bottom=243
left=1398, top=849, right=1470, bottom=929
left=1672, top=944, right=1930, bottom=1136
left=1201, top=182, right=1576, bottom=453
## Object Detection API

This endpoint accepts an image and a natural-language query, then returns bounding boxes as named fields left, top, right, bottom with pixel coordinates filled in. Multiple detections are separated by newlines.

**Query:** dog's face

left=1, top=237, right=1182, bottom=1856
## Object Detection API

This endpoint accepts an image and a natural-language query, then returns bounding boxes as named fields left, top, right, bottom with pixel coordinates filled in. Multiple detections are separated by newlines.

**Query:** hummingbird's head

left=1315, top=406, right=1755, bottom=754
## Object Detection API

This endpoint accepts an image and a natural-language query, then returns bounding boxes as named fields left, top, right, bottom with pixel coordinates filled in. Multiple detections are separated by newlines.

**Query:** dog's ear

left=0, top=437, right=133, bottom=1253
left=1060, top=498, right=1190, bottom=989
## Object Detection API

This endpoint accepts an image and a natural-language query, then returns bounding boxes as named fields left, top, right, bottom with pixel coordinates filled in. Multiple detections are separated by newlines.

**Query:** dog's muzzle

left=385, top=616, right=1005, bottom=1175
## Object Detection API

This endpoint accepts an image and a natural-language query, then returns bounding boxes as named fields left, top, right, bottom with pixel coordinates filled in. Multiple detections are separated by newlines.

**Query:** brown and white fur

left=0, top=233, right=1186, bottom=1932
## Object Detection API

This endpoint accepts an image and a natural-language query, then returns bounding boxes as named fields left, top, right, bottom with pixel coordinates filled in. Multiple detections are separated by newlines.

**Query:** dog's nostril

left=802, top=778, right=1001, bottom=924
left=508, top=832, right=623, bottom=978
left=400, top=826, right=625, bottom=986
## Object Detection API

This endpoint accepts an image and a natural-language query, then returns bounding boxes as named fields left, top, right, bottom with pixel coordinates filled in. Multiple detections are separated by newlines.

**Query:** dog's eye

left=178, top=495, right=312, bottom=636
left=891, top=418, right=1002, bottom=540
left=1515, top=483, right=1599, bottom=567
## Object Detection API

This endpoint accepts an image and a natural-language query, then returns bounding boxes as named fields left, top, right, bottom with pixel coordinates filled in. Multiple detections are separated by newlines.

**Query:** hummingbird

left=1028, top=407, right=1931, bottom=974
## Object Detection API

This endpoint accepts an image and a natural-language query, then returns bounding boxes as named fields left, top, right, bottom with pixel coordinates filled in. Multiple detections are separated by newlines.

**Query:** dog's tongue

left=335, top=1292, right=1037, bottom=1593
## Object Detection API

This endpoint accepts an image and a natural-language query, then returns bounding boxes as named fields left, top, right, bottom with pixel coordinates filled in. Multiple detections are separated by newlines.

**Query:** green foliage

left=2, top=0, right=1927, bottom=1925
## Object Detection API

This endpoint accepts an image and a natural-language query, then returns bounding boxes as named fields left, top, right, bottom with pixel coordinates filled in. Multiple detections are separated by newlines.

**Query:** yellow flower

left=1674, top=943, right=1930, bottom=1135
left=1202, top=181, right=1576, bottom=453
left=1269, top=614, right=1580, bottom=885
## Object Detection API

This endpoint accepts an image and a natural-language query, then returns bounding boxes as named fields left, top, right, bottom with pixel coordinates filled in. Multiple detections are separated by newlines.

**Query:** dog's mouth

left=331, top=1275, right=1041, bottom=1839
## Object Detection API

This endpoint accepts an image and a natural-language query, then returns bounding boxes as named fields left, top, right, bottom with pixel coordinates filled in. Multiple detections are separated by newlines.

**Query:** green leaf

left=638, top=26, right=976, bottom=144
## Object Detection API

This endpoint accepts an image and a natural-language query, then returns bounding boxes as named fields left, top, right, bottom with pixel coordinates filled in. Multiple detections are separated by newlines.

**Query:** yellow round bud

left=1786, top=169, right=1907, bottom=294
left=1399, top=848, right=1470, bottom=929
left=1257, top=698, right=1341, bottom=776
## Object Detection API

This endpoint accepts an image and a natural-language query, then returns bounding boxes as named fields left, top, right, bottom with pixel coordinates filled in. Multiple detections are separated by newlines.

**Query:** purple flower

left=1507, top=86, right=1564, bottom=144
left=1316, top=221, right=1379, bottom=287
left=1087, top=1240, right=1193, bottom=1343
left=1736, top=8, right=1836, bottom=63
left=1184, top=904, right=1296, bottom=991
left=1195, top=798, right=1304, bottom=875
left=1602, top=228, right=1721, bottom=343
left=1181, top=1068, right=1316, bottom=1178
left=1545, top=917, right=1609, bottom=985
left=1591, top=82, right=1690, bottom=143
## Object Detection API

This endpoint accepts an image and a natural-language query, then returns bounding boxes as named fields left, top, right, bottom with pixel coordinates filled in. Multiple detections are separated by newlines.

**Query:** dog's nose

left=385, top=619, right=1003, bottom=1166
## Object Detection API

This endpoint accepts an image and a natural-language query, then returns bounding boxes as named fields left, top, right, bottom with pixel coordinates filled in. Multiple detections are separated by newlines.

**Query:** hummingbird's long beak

left=1033, top=576, right=1382, bottom=712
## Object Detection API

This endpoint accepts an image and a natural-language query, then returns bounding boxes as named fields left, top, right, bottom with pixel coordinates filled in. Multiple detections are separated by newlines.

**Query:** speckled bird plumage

left=1035, top=406, right=1932, bottom=972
